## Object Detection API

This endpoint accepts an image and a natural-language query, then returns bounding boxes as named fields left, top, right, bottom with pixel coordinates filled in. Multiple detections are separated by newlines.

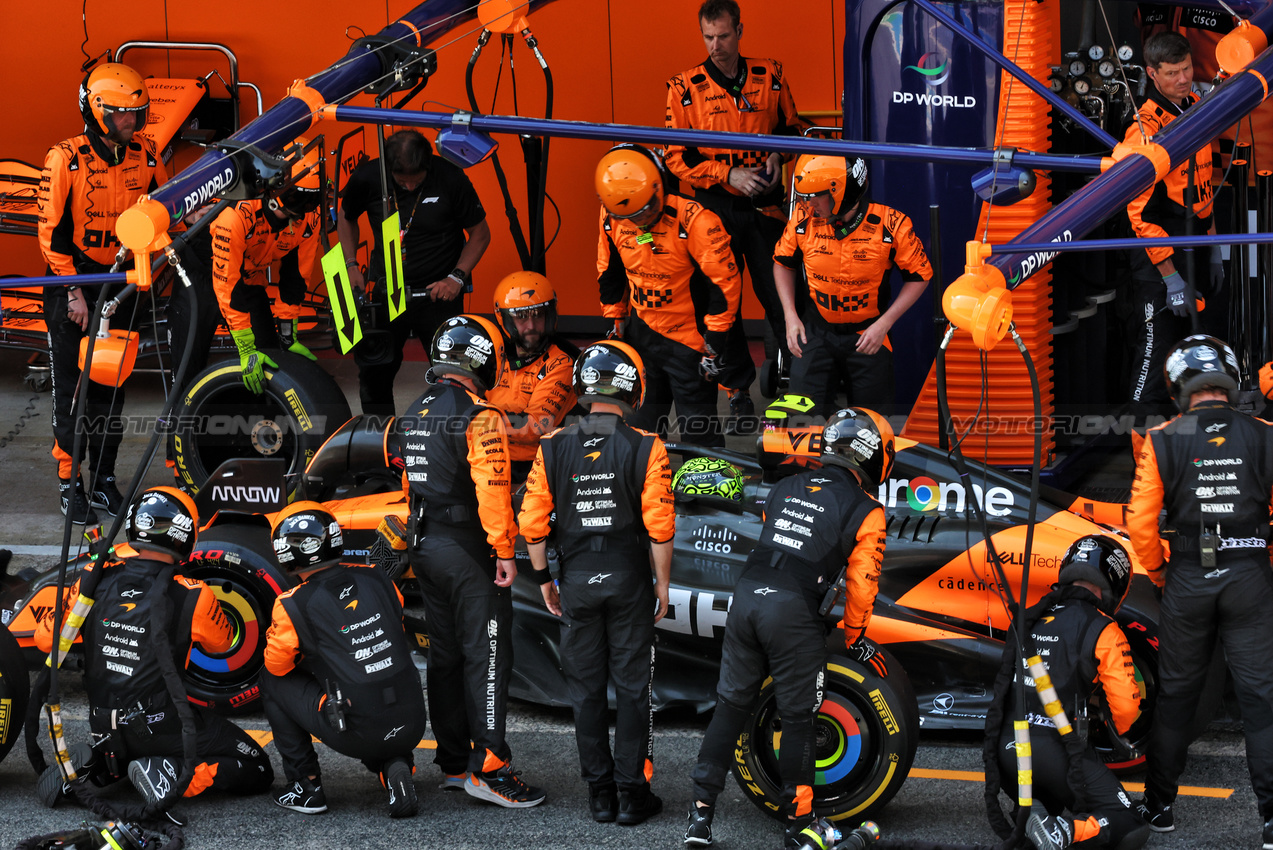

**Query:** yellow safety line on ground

left=909, top=768, right=1233, bottom=799
left=247, top=730, right=436, bottom=750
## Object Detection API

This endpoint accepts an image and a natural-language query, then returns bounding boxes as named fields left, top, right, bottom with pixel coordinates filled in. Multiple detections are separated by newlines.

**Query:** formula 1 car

left=1, top=407, right=1166, bottom=824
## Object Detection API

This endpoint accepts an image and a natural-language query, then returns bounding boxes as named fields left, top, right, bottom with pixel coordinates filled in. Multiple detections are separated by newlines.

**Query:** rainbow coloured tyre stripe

left=189, top=584, right=260, bottom=674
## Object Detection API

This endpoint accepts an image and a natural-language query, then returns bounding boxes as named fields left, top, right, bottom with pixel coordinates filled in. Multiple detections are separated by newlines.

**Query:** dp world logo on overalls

left=880, top=475, right=1015, bottom=517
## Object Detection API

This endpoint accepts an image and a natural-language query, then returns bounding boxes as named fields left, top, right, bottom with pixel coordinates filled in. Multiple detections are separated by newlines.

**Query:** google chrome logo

left=906, top=476, right=941, bottom=511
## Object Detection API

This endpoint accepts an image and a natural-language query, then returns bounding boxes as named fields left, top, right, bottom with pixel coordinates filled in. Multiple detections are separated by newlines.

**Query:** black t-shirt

left=340, top=156, right=485, bottom=286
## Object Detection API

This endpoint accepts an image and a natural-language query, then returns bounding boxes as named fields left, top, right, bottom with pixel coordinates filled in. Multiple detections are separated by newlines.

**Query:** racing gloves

left=699, top=329, right=729, bottom=382
left=1162, top=270, right=1194, bottom=318
left=231, top=328, right=278, bottom=395
left=277, top=319, right=317, bottom=361
left=606, top=318, right=625, bottom=340
left=1209, top=245, right=1226, bottom=297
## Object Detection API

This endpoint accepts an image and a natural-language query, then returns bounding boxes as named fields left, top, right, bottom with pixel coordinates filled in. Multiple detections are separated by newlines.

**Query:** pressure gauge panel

left=1099, top=60, right=1117, bottom=78
left=1073, top=77, right=1091, bottom=95
left=1088, top=45, right=1105, bottom=61
left=1070, top=59, right=1088, bottom=77
left=1118, top=45, right=1135, bottom=62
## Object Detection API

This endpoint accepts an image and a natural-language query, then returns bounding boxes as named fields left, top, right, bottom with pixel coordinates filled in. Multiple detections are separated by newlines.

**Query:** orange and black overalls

left=1123, top=86, right=1215, bottom=411
left=36, top=554, right=272, bottom=797
left=37, top=131, right=166, bottom=483
left=995, top=587, right=1144, bottom=848
left=666, top=55, right=810, bottom=358
left=519, top=411, right=674, bottom=795
left=261, top=563, right=426, bottom=784
left=690, top=464, right=885, bottom=818
left=1128, top=401, right=1273, bottom=820
left=485, top=339, right=578, bottom=478
left=209, top=199, right=320, bottom=346
left=597, top=194, right=741, bottom=447
left=398, top=377, right=519, bottom=776
left=775, top=203, right=931, bottom=414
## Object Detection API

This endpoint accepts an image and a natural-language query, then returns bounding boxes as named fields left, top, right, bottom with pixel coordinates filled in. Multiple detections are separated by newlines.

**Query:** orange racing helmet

left=79, top=63, right=149, bottom=143
left=493, top=271, right=558, bottom=358
left=793, top=154, right=868, bottom=217
left=595, top=145, right=665, bottom=221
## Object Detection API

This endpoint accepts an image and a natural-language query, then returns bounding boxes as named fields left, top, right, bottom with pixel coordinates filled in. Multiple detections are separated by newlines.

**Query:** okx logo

left=905, top=53, right=950, bottom=86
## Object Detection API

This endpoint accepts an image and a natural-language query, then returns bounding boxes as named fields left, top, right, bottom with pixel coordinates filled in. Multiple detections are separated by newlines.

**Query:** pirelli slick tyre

left=169, top=352, right=352, bottom=497
left=0, top=624, right=28, bottom=765
left=734, top=647, right=919, bottom=823
left=180, top=524, right=295, bottom=714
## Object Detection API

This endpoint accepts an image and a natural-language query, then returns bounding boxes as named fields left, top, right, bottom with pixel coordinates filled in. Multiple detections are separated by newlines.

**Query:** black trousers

left=558, top=564, right=656, bottom=790
left=260, top=668, right=425, bottom=782
left=1146, top=557, right=1273, bottom=820
left=165, top=228, right=220, bottom=399
left=691, top=578, right=825, bottom=816
left=1121, top=274, right=1189, bottom=419
left=411, top=533, right=514, bottom=775
left=997, top=728, right=1146, bottom=849
left=789, top=318, right=894, bottom=417
left=354, top=288, right=464, bottom=418
left=90, top=703, right=273, bottom=797
left=44, top=283, right=140, bottom=482
left=626, top=315, right=723, bottom=448
left=695, top=191, right=788, bottom=357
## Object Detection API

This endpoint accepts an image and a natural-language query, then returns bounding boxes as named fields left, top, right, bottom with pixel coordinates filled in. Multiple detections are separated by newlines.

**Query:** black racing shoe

left=36, top=743, right=98, bottom=807
left=684, top=805, right=714, bottom=846
left=464, top=760, right=546, bottom=808
left=784, top=815, right=839, bottom=850
left=89, top=476, right=125, bottom=517
left=1262, top=817, right=1273, bottom=850
left=1026, top=803, right=1074, bottom=850
left=724, top=390, right=757, bottom=436
left=1134, top=798, right=1175, bottom=832
left=59, top=477, right=100, bottom=527
left=128, top=756, right=180, bottom=808
left=590, top=783, right=617, bottom=823
left=275, top=777, right=328, bottom=814
left=383, top=758, right=418, bottom=819
left=617, top=785, right=663, bottom=825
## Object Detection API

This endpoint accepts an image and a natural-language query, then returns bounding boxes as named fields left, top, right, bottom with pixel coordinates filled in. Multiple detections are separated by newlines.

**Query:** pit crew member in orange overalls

left=686, top=408, right=890, bottom=850
left=1127, top=335, right=1273, bottom=846
left=1123, top=32, right=1217, bottom=416
left=38, top=63, right=168, bottom=522
left=400, top=315, right=546, bottom=807
left=596, top=144, right=741, bottom=448
left=209, top=140, right=322, bottom=395
left=261, top=502, right=427, bottom=818
left=991, top=536, right=1147, bottom=850
left=775, top=155, right=932, bottom=417
left=35, top=488, right=272, bottom=810
left=520, top=341, right=674, bottom=826
left=485, top=271, right=578, bottom=482
left=664, top=0, right=812, bottom=424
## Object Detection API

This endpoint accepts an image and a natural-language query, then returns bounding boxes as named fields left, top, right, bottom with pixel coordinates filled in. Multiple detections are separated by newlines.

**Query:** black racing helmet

left=820, top=407, right=895, bottom=489
left=271, top=501, right=343, bottom=573
left=1058, top=535, right=1133, bottom=615
left=125, top=486, right=199, bottom=561
left=1163, top=334, right=1240, bottom=412
left=429, top=314, right=505, bottom=393
left=573, top=341, right=645, bottom=417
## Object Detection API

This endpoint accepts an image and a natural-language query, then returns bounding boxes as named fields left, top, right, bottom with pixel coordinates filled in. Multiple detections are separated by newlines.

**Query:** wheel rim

left=189, top=384, right=302, bottom=477
left=1094, top=643, right=1156, bottom=770
left=181, top=563, right=282, bottom=699
left=755, top=686, right=882, bottom=806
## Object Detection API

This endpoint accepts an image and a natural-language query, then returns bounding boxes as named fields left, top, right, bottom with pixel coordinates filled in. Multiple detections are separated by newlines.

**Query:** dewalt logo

left=870, top=688, right=899, bottom=735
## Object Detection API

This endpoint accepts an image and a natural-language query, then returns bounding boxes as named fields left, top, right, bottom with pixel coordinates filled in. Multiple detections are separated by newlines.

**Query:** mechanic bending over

left=1122, top=31, right=1220, bottom=419
left=338, top=129, right=490, bottom=419
left=520, top=341, right=675, bottom=826
left=261, top=502, right=426, bottom=818
left=209, top=137, right=323, bottom=395
left=38, top=62, right=167, bottom=523
left=486, top=271, right=578, bottom=482
left=988, top=536, right=1147, bottom=850
left=399, top=315, right=546, bottom=807
left=35, top=487, right=272, bottom=810
left=686, top=408, right=891, bottom=850
left=665, top=0, right=812, bottom=429
left=775, top=155, right=932, bottom=417
left=596, top=144, right=742, bottom=448
left=1127, top=335, right=1273, bottom=849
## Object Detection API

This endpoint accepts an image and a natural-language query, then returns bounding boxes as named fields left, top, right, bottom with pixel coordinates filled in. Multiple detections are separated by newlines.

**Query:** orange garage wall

left=1, top=0, right=844, bottom=322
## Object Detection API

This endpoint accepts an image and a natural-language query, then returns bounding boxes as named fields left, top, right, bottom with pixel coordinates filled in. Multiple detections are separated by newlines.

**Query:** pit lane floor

left=0, top=348, right=1263, bottom=848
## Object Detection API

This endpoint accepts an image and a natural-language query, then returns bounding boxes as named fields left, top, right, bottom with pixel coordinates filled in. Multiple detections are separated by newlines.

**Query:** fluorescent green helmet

left=673, top=457, right=745, bottom=504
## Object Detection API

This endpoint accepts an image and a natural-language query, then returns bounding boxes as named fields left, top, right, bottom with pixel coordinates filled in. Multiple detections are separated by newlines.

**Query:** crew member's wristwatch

left=447, top=267, right=473, bottom=293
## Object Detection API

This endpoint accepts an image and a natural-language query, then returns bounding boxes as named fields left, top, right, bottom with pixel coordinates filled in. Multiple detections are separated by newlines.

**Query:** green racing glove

left=230, top=328, right=278, bottom=395
left=277, top=319, right=317, bottom=361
